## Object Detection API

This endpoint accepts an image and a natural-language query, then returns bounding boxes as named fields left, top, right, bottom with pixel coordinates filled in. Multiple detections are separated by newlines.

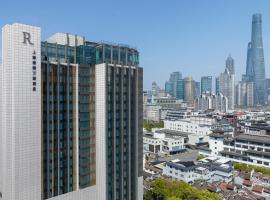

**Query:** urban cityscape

left=1, top=1, right=270, bottom=200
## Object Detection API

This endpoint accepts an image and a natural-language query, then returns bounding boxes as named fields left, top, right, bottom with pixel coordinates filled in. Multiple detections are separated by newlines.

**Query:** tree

left=196, top=154, right=207, bottom=160
left=144, top=178, right=221, bottom=200
left=144, top=120, right=164, bottom=132
left=234, top=162, right=270, bottom=175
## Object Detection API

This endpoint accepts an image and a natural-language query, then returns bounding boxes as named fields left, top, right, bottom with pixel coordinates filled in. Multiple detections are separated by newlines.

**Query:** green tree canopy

left=144, top=178, right=221, bottom=200
left=144, top=120, right=164, bottom=132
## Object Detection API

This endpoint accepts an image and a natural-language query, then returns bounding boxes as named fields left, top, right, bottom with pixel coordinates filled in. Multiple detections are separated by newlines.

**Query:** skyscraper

left=0, top=23, right=143, bottom=200
left=184, top=76, right=195, bottom=104
left=165, top=71, right=182, bottom=99
left=225, top=54, right=235, bottom=75
left=245, top=42, right=254, bottom=81
left=218, top=68, right=235, bottom=110
left=246, top=14, right=266, bottom=104
left=201, top=76, right=212, bottom=94
left=152, top=81, right=159, bottom=96
left=176, top=79, right=184, bottom=100
left=215, top=77, right=220, bottom=94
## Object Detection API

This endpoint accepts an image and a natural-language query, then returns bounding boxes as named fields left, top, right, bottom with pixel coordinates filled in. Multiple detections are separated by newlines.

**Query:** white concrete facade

left=95, top=63, right=107, bottom=200
left=164, top=119, right=212, bottom=145
left=1, top=23, right=42, bottom=200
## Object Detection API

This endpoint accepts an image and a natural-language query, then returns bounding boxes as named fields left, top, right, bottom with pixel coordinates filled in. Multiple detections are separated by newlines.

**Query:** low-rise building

left=213, top=134, right=270, bottom=168
left=163, top=157, right=233, bottom=183
left=164, top=117, right=213, bottom=145
left=143, top=131, right=188, bottom=154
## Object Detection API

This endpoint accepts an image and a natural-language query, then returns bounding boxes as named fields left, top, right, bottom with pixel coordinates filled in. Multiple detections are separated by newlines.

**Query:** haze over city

left=3, top=1, right=270, bottom=200
left=1, top=0, right=270, bottom=90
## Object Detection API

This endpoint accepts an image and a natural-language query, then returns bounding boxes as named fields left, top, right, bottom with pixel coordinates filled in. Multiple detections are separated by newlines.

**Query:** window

left=264, top=162, right=269, bottom=166
left=257, top=160, right=262, bottom=164
left=257, top=147, right=263, bottom=151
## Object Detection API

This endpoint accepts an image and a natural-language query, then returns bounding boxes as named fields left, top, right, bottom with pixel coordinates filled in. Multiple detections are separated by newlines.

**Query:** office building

left=245, top=42, right=254, bottom=82
left=215, top=77, right=220, bottom=94
left=225, top=54, right=235, bottom=75
left=176, top=79, right=184, bottom=100
left=165, top=71, right=182, bottom=98
left=0, top=23, right=143, bottom=200
left=184, top=76, right=195, bottom=104
left=151, top=81, right=159, bottom=96
left=195, top=81, right=200, bottom=97
left=201, top=76, right=212, bottom=94
left=218, top=68, right=235, bottom=110
left=165, top=81, right=173, bottom=97
left=266, top=79, right=270, bottom=104
left=245, top=14, right=266, bottom=105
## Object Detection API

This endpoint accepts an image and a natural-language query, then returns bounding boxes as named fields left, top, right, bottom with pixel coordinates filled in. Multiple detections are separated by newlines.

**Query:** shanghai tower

left=246, top=14, right=266, bottom=104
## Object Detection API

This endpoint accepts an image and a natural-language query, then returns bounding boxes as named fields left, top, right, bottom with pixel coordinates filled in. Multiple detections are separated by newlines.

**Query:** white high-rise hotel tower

left=0, top=23, right=143, bottom=200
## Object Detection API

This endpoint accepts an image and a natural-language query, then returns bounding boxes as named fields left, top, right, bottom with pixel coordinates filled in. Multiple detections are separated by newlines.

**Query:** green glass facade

left=176, top=79, right=184, bottom=100
left=41, top=34, right=142, bottom=200
left=41, top=61, right=76, bottom=198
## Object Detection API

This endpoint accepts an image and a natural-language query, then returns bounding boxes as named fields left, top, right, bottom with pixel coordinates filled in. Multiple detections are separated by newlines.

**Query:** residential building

left=0, top=23, right=143, bottom=200
left=201, top=76, right=212, bottom=94
left=236, top=81, right=254, bottom=107
left=144, top=104, right=162, bottom=122
left=195, top=92, right=228, bottom=113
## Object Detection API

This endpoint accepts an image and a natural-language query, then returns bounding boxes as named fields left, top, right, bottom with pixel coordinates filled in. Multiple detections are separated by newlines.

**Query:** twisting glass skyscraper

left=246, top=14, right=266, bottom=104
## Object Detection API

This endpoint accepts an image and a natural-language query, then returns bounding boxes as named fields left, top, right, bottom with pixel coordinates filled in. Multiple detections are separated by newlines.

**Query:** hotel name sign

left=22, top=32, right=36, bottom=92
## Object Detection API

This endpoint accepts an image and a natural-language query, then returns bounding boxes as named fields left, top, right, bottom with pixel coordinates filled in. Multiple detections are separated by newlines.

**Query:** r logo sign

left=23, top=32, right=34, bottom=45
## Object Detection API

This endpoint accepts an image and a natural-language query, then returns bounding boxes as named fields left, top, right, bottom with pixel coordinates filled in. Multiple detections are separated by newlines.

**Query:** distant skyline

left=1, top=0, right=270, bottom=90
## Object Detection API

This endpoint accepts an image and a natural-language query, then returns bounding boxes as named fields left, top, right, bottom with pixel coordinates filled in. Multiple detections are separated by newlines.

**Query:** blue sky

left=1, top=0, right=270, bottom=90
